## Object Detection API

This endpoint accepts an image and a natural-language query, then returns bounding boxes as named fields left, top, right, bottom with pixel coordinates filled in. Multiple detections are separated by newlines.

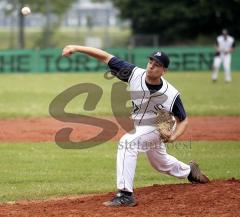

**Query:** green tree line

left=112, top=0, right=240, bottom=44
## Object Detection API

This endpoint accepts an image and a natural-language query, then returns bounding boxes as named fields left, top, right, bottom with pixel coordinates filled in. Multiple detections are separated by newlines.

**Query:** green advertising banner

left=0, top=47, right=239, bottom=73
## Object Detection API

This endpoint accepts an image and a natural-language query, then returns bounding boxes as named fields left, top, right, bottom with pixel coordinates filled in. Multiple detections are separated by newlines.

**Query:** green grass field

left=0, top=71, right=239, bottom=202
left=0, top=141, right=239, bottom=202
left=0, top=72, right=239, bottom=118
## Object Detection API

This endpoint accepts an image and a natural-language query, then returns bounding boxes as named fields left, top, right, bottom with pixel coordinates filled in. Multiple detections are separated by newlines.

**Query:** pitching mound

left=0, top=179, right=239, bottom=217
left=0, top=116, right=240, bottom=142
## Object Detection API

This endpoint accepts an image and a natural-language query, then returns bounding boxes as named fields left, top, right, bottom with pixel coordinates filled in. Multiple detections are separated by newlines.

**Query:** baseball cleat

left=188, top=161, right=210, bottom=184
left=103, top=191, right=137, bottom=207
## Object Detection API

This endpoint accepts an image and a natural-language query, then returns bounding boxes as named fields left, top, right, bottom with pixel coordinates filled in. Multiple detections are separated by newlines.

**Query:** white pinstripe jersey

left=217, top=35, right=235, bottom=53
left=128, top=67, right=179, bottom=126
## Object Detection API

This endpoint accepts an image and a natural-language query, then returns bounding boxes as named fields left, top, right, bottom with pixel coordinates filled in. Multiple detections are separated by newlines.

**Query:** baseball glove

left=156, top=109, right=176, bottom=142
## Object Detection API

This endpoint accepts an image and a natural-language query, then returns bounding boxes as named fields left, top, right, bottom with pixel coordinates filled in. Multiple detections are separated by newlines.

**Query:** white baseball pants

left=212, top=53, right=232, bottom=82
left=117, top=125, right=190, bottom=192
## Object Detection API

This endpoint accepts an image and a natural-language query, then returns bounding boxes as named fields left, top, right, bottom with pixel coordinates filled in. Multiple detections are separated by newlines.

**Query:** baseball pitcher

left=62, top=45, right=210, bottom=207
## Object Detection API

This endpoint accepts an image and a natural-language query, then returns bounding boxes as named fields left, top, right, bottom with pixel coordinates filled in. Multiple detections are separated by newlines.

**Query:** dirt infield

left=0, top=116, right=240, bottom=142
left=0, top=116, right=239, bottom=216
left=0, top=179, right=239, bottom=217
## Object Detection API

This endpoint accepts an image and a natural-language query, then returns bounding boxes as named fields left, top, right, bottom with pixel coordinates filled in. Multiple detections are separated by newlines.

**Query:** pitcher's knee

left=148, top=155, right=169, bottom=170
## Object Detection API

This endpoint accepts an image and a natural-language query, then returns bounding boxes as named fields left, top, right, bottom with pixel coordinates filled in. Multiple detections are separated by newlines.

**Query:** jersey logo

left=154, top=104, right=164, bottom=111
left=132, top=101, right=140, bottom=114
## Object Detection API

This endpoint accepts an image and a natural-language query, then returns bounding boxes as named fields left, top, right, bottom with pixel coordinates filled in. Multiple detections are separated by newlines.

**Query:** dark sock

left=120, top=190, right=132, bottom=196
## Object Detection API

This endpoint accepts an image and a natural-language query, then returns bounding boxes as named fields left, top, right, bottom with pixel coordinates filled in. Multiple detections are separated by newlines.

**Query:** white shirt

left=217, top=35, right=235, bottom=53
left=128, top=67, right=179, bottom=126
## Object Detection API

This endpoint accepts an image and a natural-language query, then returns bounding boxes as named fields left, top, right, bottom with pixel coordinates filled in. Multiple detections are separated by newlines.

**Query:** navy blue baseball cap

left=149, top=51, right=170, bottom=68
